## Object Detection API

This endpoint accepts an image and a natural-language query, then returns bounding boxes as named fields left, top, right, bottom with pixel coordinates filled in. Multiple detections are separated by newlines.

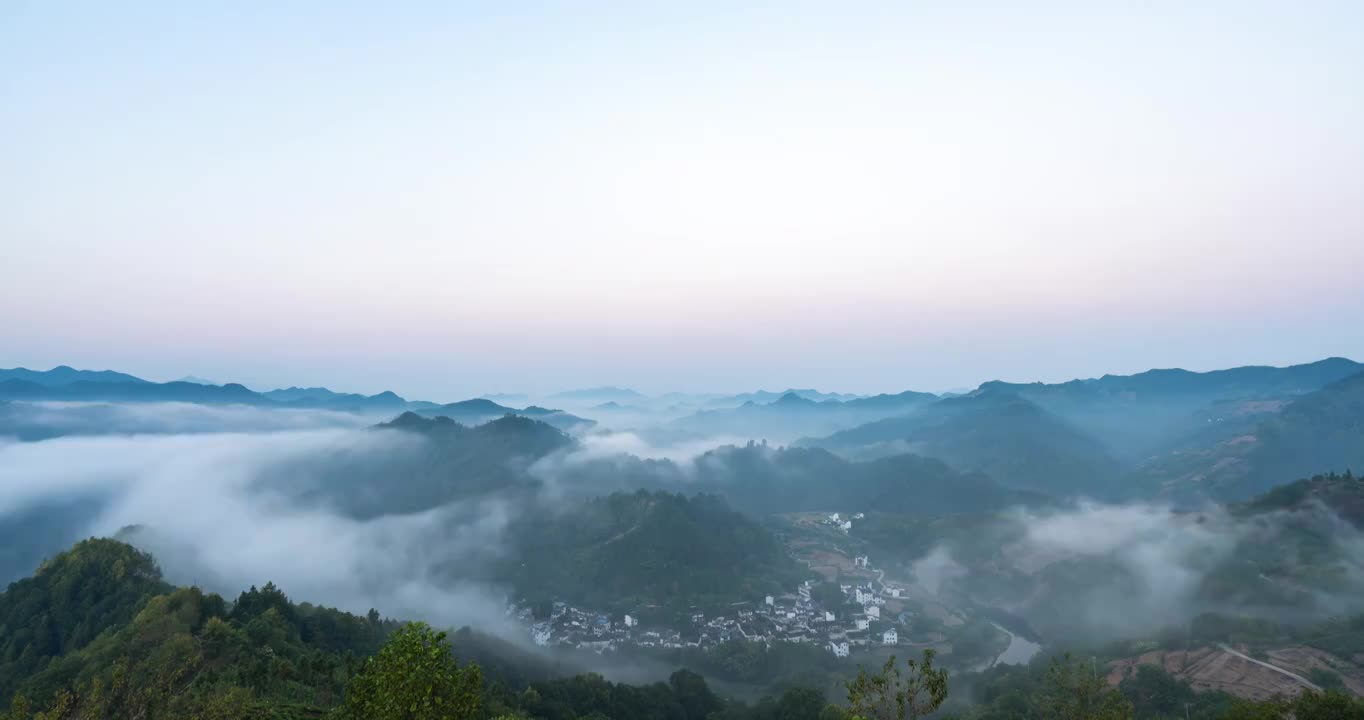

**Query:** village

left=507, top=512, right=919, bottom=659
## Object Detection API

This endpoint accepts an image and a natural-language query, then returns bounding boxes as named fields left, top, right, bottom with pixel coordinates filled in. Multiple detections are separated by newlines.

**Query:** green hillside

left=1130, top=372, right=1364, bottom=502
left=496, top=491, right=807, bottom=619
left=811, top=390, right=1122, bottom=496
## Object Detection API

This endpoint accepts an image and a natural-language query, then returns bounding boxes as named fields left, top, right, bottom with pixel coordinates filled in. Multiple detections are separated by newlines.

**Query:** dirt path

left=1217, top=644, right=1322, bottom=691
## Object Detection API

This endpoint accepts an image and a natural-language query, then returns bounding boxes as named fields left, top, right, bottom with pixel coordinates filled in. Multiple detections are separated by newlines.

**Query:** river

left=973, top=621, right=1042, bottom=671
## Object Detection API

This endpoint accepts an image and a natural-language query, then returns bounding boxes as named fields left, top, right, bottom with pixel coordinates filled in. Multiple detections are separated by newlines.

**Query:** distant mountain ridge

left=803, top=359, right=1363, bottom=500
left=0, top=367, right=592, bottom=433
left=975, top=357, right=1364, bottom=461
left=549, top=386, right=645, bottom=402
left=981, top=356, right=1363, bottom=399
left=663, top=389, right=940, bottom=442
left=1128, top=368, right=1364, bottom=501
left=0, top=366, right=148, bottom=386
left=808, top=388, right=1123, bottom=495
left=706, top=388, right=866, bottom=407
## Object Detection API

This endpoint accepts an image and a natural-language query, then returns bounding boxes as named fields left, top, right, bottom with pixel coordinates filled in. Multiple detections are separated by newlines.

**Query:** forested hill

left=553, top=443, right=1047, bottom=517
left=1237, top=470, right=1364, bottom=526
left=0, top=538, right=840, bottom=720
left=0, top=539, right=170, bottom=702
left=4, top=539, right=1364, bottom=719
left=346, top=415, right=1045, bottom=520
left=974, top=357, right=1364, bottom=460
left=302, top=413, right=575, bottom=517
left=806, top=389, right=1121, bottom=496
left=1128, top=371, right=1364, bottom=501
left=493, top=490, right=807, bottom=619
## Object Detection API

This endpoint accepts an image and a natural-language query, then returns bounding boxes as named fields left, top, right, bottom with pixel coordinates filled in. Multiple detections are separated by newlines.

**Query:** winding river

left=974, top=621, right=1043, bottom=671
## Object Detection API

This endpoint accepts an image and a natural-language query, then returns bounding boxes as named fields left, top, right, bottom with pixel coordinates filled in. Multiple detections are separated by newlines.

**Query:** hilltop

left=494, top=490, right=807, bottom=619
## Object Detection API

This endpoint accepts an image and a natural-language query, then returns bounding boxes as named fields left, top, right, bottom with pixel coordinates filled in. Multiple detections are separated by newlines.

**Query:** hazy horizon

left=1, top=354, right=1359, bottom=403
left=5, top=2, right=1362, bottom=399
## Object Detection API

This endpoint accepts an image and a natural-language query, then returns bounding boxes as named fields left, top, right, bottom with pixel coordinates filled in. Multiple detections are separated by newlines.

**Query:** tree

left=844, top=649, right=949, bottom=720
left=669, top=669, right=722, bottom=719
left=775, top=686, right=831, bottom=720
left=1038, top=653, right=1132, bottom=720
left=1288, top=689, right=1364, bottom=720
left=335, top=622, right=483, bottom=720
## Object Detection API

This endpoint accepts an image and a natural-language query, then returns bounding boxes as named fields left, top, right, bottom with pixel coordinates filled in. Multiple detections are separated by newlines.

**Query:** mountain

left=808, top=389, right=1122, bottom=496
left=175, top=375, right=216, bottom=385
left=1131, top=370, right=1364, bottom=501
left=495, top=490, right=807, bottom=618
left=417, top=399, right=595, bottom=433
left=977, top=357, right=1363, bottom=462
left=0, top=538, right=821, bottom=720
left=555, top=441, right=1045, bottom=517
left=0, top=379, right=265, bottom=404
left=0, top=538, right=398, bottom=717
left=1239, top=470, right=1364, bottom=526
left=665, top=390, right=938, bottom=443
left=432, top=397, right=517, bottom=418
left=549, top=386, right=646, bottom=403
left=0, top=538, right=170, bottom=702
left=704, top=388, right=864, bottom=408
left=0, top=366, right=148, bottom=386
left=0, top=378, right=415, bottom=412
left=262, top=385, right=343, bottom=402
left=0, top=370, right=595, bottom=434
left=357, top=411, right=1040, bottom=520
left=480, top=391, right=530, bottom=403
left=305, top=413, right=577, bottom=516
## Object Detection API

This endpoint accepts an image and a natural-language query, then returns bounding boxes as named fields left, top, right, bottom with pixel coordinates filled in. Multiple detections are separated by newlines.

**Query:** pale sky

left=3, top=1, right=1362, bottom=399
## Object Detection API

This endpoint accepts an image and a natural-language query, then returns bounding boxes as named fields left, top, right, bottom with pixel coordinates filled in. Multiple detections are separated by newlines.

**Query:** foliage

left=0, top=539, right=169, bottom=703
left=502, top=490, right=807, bottom=617
left=1221, top=689, right=1364, bottom=719
left=1035, top=653, right=1133, bottom=720
left=333, top=622, right=482, bottom=720
left=844, top=649, right=949, bottom=720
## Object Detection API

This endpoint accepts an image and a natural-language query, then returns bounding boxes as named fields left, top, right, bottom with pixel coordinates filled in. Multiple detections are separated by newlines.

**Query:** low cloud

left=0, top=400, right=376, bottom=441
left=905, top=500, right=1364, bottom=643
left=0, top=424, right=518, bottom=635
left=526, top=430, right=748, bottom=498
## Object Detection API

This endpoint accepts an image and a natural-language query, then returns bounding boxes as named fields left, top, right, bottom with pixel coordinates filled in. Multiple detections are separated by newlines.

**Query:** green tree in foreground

left=844, top=649, right=949, bottom=720
left=1039, top=653, right=1132, bottom=720
left=1222, top=689, right=1364, bottom=720
left=334, top=622, right=483, bottom=720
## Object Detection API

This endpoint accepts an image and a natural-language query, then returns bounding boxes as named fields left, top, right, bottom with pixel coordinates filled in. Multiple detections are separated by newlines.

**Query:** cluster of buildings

left=823, top=511, right=865, bottom=533
left=509, top=552, right=912, bottom=660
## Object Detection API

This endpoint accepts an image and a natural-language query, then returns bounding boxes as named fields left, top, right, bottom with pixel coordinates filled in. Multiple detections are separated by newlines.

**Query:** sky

left=3, top=1, right=1362, bottom=400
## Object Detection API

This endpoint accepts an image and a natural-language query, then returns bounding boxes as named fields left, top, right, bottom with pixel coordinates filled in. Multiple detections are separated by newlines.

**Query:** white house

left=865, top=605, right=881, bottom=620
left=852, top=512, right=865, bottom=519
left=855, top=618, right=869, bottom=631
left=854, top=555, right=869, bottom=568
left=624, top=614, right=636, bottom=628
left=882, top=628, right=898, bottom=645
left=829, top=513, right=841, bottom=523
left=888, top=587, right=902, bottom=599
left=854, top=588, right=868, bottom=604
left=841, top=521, right=852, bottom=532
left=765, top=595, right=774, bottom=607
left=824, top=611, right=836, bottom=622
left=531, top=625, right=553, bottom=647
left=829, top=641, right=850, bottom=658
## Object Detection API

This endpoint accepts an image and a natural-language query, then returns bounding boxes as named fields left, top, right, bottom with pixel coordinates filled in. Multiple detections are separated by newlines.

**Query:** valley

left=3, top=359, right=1364, bottom=719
